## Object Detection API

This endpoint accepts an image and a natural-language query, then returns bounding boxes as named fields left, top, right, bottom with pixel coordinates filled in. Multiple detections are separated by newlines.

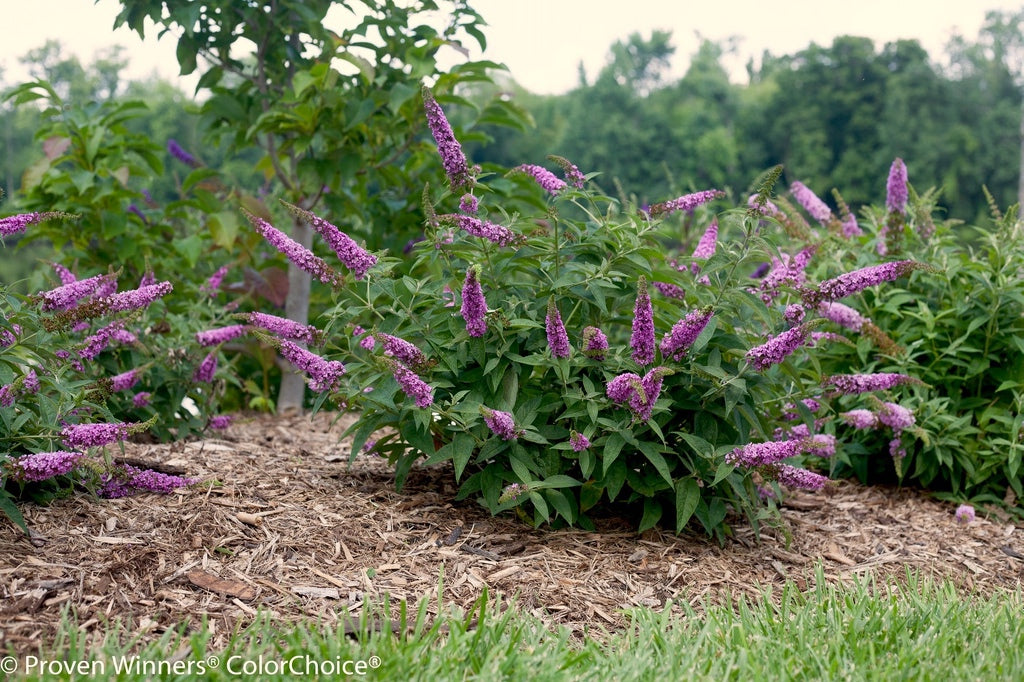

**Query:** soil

left=2, top=411, right=1022, bottom=657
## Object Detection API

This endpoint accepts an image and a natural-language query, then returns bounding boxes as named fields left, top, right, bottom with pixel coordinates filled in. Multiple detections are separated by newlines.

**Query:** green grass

left=7, top=568, right=1022, bottom=681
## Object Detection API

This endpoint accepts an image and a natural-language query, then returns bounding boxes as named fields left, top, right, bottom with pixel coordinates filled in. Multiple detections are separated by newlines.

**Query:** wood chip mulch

left=2, top=412, right=1022, bottom=656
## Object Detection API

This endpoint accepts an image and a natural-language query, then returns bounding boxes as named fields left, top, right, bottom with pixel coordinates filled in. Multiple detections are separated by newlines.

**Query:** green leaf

left=605, top=457, right=627, bottom=501
left=533, top=474, right=581, bottom=489
left=603, top=432, right=625, bottom=474
left=638, top=498, right=662, bottom=533
left=174, top=234, right=204, bottom=269
left=675, top=478, right=700, bottom=529
left=638, top=441, right=674, bottom=487
left=0, top=493, right=28, bottom=535
left=452, top=432, right=476, bottom=480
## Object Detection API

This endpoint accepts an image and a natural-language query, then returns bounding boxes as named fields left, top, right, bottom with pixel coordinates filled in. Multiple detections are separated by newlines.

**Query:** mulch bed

left=2, top=411, right=1022, bottom=656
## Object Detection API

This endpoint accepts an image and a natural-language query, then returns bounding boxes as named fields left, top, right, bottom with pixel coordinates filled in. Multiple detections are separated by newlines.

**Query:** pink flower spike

left=648, top=189, right=723, bottom=218
left=511, top=164, right=566, bottom=194
left=746, top=324, right=811, bottom=371
left=546, top=299, right=571, bottom=359
left=630, top=277, right=654, bottom=366
left=461, top=265, right=487, bottom=338
left=243, top=209, right=343, bottom=287
left=790, top=181, right=833, bottom=224
left=196, top=324, right=249, bottom=347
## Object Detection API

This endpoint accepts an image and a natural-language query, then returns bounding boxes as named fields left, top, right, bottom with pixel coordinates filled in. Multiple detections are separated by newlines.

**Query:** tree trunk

left=276, top=216, right=312, bottom=414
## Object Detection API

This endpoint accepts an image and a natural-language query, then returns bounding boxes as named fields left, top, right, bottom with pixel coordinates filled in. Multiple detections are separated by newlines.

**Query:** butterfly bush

left=228, top=93, right=938, bottom=536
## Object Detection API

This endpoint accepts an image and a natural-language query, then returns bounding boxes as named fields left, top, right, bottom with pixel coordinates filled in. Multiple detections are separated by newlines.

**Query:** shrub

left=0, top=212, right=231, bottom=531
left=788, top=163, right=1024, bottom=511
left=221, top=89, right=931, bottom=538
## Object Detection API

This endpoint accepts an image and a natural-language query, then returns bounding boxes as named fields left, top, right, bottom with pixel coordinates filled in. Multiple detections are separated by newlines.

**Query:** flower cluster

left=546, top=299, right=571, bottom=359
left=38, top=273, right=117, bottom=311
left=0, top=211, right=70, bottom=237
left=569, top=430, right=591, bottom=452
left=648, top=189, right=723, bottom=217
left=447, top=214, right=522, bottom=247
left=481, top=406, right=522, bottom=440
left=9, top=451, right=85, bottom=482
left=549, top=155, right=585, bottom=189
left=385, top=358, right=434, bottom=408
left=61, top=421, right=136, bottom=449
left=247, top=312, right=323, bottom=345
left=278, top=339, right=346, bottom=392
left=423, top=86, right=473, bottom=192
left=790, top=181, right=833, bottom=225
left=660, top=307, right=713, bottom=361
left=809, top=260, right=925, bottom=304
left=167, top=138, right=201, bottom=168
left=630, top=277, right=654, bottom=365
left=746, top=324, right=810, bottom=371
left=200, top=265, right=230, bottom=295
left=281, top=201, right=377, bottom=279
left=98, top=464, right=198, bottom=498
left=244, top=209, right=343, bottom=287
left=886, top=158, right=908, bottom=214
left=606, top=367, right=672, bottom=422
left=193, top=352, right=218, bottom=383
left=581, top=326, right=608, bottom=360
left=512, top=164, right=567, bottom=194
left=196, top=324, right=250, bottom=347
left=461, top=265, right=487, bottom=337
left=823, top=373, right=921, bottom=395
left=376, top=333, right=428, bottom=371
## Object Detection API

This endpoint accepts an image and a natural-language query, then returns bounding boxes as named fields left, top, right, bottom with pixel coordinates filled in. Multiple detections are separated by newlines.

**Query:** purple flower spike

left=278, top=340, right=346, bottom=393
left=725, top=438, right=811, bottom=467
left=247, top=312, right=323, bottom=346
left=387, top=359, right=434, bottom=408
left=209, top=415, right=234, bottom=430
left=193, top=352, right=218, bottom=383
left=167, top=138, right=201, bottom=168
left=281, top=202, right=377, bottom=279
left=817, top=301, right=867, bottom=332
left=823, top=372, right=921, bottom=395
left=653, top=281, right=686, bottom=299
left=459, top=194, right=478, bottom=214
left=376, top=333, right=428, bottom=370
left=607, top=373, right=644, bottom=404
left=886, top=158, right=908, bottom=214
left=746, top=324, right=810, bottom=371
left=11, top=451, right=85, bottom=482
left=461, top=265, right=487, bottom=338
left=648, top=189, right=723, bottom=218
left=99, top=281, right=173, bottom=314
left=79, top=320, right=126, bottom=361
left=23, top=370, right=40, bottom=395
left=569, top=431, right=591, bottom=452
left=512, top=164, right=566, bottom=194
left=196, top=324, right=249, bottom=347
left=546, top=299, right=571, bottom=359
left=422, top=86, right=473, bottom=192
left=201, top=265, right=230, bottom=295
left=840, top=409, right=879, bottom=430
left=549, top=155, right=585, bottom=189
left=631, top=277, right=654, bottom=366
left=691, top=220, right=719, bottom=261
left=38, top=273, right=117, bottom=311
left=0, top=211, right=67, bottom=236
left=61, top=422, right=135, bottom=449
left=110, top=369, right=139, bottom=392
left=772, top=464, right=830, bottom=490
left=661, top=307, right=714, bottom=361
left=243, top=209, right=343, bottom=287
left=51, top=262, right=76, bottom=285
left=811, top=261, right=924, bottom=304
left=581, top=326, right=608, bottom=360
left=450, top=215, right=522, bottom=247
left=98, top=464, right=197, bottom=498
left=790, top=181, right=833, bottom=224
left=481, top=406, right=521, bottom=441
left=877, top=401, right=915, bottom=433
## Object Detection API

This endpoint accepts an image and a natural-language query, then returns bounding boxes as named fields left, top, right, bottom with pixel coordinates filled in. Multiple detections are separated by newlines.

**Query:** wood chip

left=187, top=569, right=257, bottom=600
left=292, top=586, right=341, bottom=599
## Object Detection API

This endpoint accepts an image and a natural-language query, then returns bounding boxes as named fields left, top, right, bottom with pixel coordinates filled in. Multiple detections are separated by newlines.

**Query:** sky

left=0, top=0, right=1021, bottom=94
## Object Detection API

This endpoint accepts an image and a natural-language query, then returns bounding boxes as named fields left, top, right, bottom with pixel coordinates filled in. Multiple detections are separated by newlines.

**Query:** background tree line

left=465, top=13, right=1024, bottom=226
